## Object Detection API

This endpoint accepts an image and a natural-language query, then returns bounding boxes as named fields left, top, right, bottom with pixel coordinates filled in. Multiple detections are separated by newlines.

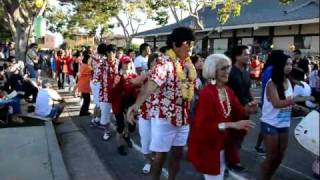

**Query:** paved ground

left=0, top=121, right=69, bottom=180
left=56, top=86, right=318, bottom=180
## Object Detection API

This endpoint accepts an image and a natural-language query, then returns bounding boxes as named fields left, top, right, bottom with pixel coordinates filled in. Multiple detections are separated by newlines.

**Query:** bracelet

left=218, top=123, right=226, bottom=131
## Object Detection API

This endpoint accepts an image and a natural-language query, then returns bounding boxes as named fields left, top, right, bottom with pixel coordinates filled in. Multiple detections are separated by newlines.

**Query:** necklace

left=166, top=49, right=197, bottom=102
left=217, top=87, right=231, bottom=118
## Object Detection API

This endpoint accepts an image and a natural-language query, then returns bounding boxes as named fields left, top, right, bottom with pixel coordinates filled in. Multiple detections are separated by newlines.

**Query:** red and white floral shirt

left=92, top=54, right=118, bottom=103
left=140, top=76, right=158, bottom=120
left=149, top=56, right=192, bottom=127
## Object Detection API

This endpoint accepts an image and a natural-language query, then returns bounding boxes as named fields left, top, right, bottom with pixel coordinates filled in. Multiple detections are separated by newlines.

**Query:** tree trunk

left=126, top=37, right=132, bottom=49
left=14, top=23, right=31, bottom=62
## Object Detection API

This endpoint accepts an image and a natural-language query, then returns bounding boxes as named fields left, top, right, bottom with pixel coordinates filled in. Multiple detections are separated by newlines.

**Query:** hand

left=232, top=120, right=255, bottom=131
left=59, top=98, right=66, bottom=104
left=245, top=100, right=258, bottom=114
left=127, top=104, right=138, bottom=125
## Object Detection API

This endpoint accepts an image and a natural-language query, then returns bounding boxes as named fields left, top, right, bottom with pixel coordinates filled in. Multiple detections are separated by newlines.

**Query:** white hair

left=202, top=54, right=231, bottom=80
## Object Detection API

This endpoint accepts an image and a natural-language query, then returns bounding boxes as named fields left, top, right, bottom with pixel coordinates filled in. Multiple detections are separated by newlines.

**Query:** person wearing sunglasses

left=127, top=27, right=196, bottom=180
left=188, top=54, right=256, bottom=180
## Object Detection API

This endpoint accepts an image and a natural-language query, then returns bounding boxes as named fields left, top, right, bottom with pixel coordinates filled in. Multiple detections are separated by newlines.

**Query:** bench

left=18, top=113, right=52, bottom=121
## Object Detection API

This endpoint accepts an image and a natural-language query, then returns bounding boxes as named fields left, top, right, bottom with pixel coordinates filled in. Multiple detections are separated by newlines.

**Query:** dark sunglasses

left=183, top=41, right=194, bottom=47
left=219, top=65, right=231, bottom=71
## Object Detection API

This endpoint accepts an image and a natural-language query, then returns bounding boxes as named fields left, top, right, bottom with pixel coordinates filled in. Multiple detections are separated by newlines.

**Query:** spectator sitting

left=8, top=66, right=38, bottom=103
left=0, top=87, right=23, bottom=123
left=35, top=80, right=65, bottom=123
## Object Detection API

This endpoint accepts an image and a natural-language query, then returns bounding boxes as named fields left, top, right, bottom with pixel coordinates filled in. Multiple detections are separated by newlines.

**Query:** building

left=102, top=34, right=127, bottom=48
left=134, top=0, right=319, bottom=57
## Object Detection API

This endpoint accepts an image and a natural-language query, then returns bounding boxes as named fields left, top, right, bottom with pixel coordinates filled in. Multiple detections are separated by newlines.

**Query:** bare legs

left=152, top=146, right=183, bottom=180
left=261, top=133, right=288, bottom=180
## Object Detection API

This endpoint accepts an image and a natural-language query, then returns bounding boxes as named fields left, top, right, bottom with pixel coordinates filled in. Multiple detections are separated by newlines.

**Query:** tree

left=147, top=0, right=296, bottom=28
left=65, top=0, right=151, bottom=48
left=0, top=0, right=47, bottom=61
left=115, top=0, right=150, bottom=48
left=147, top=0, right=253, bottom=29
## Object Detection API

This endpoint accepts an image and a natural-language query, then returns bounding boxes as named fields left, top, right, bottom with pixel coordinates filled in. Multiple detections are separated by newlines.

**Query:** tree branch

left=169, top=5, right=181, bottom=24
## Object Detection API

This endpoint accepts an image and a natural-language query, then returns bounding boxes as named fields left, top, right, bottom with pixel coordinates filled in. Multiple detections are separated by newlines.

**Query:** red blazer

left=188, top=84, right=247, bottom=175
left=56, top=56, right=73, bottom=74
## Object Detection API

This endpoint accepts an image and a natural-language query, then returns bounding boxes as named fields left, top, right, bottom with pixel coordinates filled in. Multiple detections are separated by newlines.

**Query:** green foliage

left=69, top=0, right=120, bottom=32
left=130, top=43, right=140, bottom=51
left=279, top=0, right=295, bottom=4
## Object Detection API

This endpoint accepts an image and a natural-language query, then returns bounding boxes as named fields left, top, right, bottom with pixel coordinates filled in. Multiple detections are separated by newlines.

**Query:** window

left=294, top=36, right=312, bottom=49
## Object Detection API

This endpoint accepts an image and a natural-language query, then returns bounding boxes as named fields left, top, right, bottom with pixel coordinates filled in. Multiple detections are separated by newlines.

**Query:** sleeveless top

left=261, top=79, right=293, bottom=128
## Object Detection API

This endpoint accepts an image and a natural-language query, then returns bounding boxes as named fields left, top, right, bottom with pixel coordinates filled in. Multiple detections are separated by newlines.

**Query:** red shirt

left=56, top=56, right=72, bottom=75
left=188, top=84, right=247, bottom=175
left=111, top=72, right=138, bottom=114
left=149, top=57, right=194, bottom=127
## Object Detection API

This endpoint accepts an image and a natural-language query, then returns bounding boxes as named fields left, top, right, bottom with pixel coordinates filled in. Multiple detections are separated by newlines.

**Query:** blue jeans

left=0, top=96, right=21, bottom=114
left=26, top=64, right=37, bottom=80
left=46, top=104, right=64, bottom=119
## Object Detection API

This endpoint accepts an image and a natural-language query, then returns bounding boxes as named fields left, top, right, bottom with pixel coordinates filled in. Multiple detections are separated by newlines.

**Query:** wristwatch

left=218, top=123, right=226, bottom=131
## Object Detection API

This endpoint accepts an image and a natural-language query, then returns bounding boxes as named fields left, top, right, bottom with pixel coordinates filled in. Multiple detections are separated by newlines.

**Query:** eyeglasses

left=183, top=41, right=194, bottom=47
left=219, top=65, right=231, bottom=72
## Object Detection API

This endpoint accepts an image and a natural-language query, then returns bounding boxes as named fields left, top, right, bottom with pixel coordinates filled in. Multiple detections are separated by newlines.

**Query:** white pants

left=203, top=151, right=226, bottom=180
left=90, top=81, right=100, bottom=107
left=100, top=102, right=112, bottom=125
left=138, top=116, right=152, bottom=154
left=150, top=117, right=189, bottom=152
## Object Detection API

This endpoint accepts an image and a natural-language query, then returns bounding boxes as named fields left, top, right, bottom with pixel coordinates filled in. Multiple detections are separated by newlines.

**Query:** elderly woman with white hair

left=188, top=54, right=256, bottom=180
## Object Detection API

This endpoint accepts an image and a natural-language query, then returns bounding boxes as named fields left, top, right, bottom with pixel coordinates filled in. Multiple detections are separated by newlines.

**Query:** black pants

left=23, top=80, right=38, bottom=103
left=58, top=72, right=65, bottom=89
left=80, top=93, right=90, bottom=115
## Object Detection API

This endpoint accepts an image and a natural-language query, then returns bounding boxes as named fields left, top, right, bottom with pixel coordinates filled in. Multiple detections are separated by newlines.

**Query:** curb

left=45, top=121, right=70, bottom=180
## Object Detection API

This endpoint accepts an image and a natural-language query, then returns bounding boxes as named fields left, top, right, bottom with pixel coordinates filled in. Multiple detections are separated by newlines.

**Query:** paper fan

left=295, top=110, right=320, bottom=156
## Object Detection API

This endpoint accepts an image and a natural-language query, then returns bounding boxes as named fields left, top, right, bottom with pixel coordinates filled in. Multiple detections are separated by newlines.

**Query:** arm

left=266, top=81, right=294, bottom=108
left=130, top=73, right=147, bottom=86
left=129, top=80, right=158, bottom=112
left=48, top=89, right=63, bottom=101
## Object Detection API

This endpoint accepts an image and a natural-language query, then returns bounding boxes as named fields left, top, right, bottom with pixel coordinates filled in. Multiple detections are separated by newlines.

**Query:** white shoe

left=142, top=163, right=151, bottom=174
left=103, top=131, right=111, bottom=141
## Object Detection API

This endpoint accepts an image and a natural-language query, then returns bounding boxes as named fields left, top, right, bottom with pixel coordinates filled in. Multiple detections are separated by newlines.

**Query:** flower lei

left=166, top=49, right=197, bottom=102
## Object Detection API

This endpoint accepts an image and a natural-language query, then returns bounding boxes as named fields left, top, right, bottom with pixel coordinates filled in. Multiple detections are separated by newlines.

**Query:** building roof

left=134, top=0, right=319, bottom=38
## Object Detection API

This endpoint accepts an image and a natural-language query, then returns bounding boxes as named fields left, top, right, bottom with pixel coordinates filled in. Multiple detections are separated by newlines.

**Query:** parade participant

left=292, top=49, right=302, bottom=67
left=127, top=49, right=136, bottom=60
left=131, top=53, right=160, bottom=174
left=127, top=27, right=197, bottom=180
left=255, top=50, right=284, bottom=154
left=90, top=44, right=106, bottom=128
left=250, top=55, right=262, bottom=88
left=188, top=54, right=256, bottom=180
left=260, top=51, right=310, bottom=180
left=55, top=50, right=67, bottom=89
left=116, top=47, right=124, bottom=60
left=134, top=43, right=151, bottom=74
left=93, top=44, right=118, bottom=141
left=190, top=54, right=204, bottom=118
left=227, top=45, right=258, bottom=171
left=111, top=55, right=137, bottom=155
left=77, top=51, right=92, bottom=116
